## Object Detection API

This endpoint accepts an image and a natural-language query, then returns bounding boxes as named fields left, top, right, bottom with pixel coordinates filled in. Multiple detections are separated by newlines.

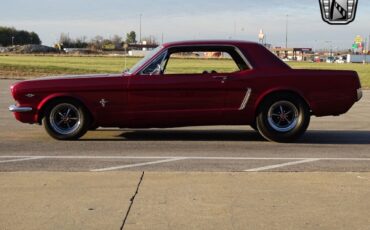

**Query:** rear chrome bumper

left=357, top=88, right=363, bottom=101
left=9, top=105, right=33, bottom=113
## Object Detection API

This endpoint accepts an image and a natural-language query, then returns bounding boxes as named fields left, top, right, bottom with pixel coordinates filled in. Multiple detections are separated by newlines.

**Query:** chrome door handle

left=212, top=76, right=229, bottom=83
left=212, top=76, right=228, bottom=80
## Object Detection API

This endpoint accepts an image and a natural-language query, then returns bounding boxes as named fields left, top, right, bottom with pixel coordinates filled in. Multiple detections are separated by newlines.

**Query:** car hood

left=11, top=73, right=126, bottom=99
left=25, top=73, right=123, bottom=81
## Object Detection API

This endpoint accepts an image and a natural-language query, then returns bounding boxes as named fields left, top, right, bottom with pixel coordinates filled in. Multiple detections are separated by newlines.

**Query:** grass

left=0, top=55, right=369, bottom=88
left=0, top=55, right=138, bottom=77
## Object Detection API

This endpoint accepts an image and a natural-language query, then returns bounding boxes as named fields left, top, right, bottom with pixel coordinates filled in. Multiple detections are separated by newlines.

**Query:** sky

left=1, top=0, right=369, bottom=49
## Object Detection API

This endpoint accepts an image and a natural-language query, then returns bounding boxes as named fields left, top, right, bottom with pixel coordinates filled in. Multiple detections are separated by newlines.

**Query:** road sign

left=355, top=35, right=363, bottom=44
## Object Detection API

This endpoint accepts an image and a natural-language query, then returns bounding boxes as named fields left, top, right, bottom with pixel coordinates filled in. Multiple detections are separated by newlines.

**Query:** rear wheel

left=43, top=100, right=90, bottom=140
left=256, top=93, right=310, bottom=142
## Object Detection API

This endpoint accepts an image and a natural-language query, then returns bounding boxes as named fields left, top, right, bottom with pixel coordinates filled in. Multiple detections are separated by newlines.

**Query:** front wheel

left=256, top=94, right=310, bottom=142
left=43, top=100, right=90, bottom=140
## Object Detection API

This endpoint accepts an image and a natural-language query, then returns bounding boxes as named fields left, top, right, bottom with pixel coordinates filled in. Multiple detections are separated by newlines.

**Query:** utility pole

left=139, top=14, right=142, bottom=44
left=325, top=41, right=333, bottom=57
left=285, top=14, right=289, bottom=48
left=233, top=21, right=237, bottom=39
left=264, top=33, right=267, bottom=46
left=365, top=35, right=369, bottom=64
left=11, top=36, right=15, bottom=46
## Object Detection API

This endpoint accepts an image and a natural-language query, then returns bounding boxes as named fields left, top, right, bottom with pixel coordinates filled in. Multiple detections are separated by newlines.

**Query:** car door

left=126, top=72, right=227, bottom=127
left=125, top=45, right=254, bottom=127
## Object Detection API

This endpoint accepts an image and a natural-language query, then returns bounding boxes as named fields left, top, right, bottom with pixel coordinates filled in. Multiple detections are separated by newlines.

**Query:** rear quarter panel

left=248, top=69, right=360, bottom=117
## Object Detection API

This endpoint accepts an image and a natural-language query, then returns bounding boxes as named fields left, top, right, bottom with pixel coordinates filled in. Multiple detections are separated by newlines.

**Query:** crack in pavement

left=120, top=171, right=145, bottom=230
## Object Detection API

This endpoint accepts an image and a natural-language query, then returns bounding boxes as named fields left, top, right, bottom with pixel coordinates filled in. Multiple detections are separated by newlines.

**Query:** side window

left=141, top=52, right=167, bottom=75
left=164, top=51, right=241, bottom=75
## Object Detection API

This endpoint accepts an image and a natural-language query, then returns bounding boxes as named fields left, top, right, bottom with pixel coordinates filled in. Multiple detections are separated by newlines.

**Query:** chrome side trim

left=9, top=105, right=33, bottom=113
left=136, top=44, right=254, bottom=75
left=238, top=88, right=252, bottom=111
left=234, top=46, right=253, bottom=70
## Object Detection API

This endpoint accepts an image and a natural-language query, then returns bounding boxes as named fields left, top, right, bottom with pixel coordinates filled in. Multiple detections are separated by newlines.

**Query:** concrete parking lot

left=1, top=79, right=370, bottom=230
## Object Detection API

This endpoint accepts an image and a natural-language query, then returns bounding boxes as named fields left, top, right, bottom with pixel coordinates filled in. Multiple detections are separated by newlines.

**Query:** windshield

left=127, top=46, right=163, bottom=74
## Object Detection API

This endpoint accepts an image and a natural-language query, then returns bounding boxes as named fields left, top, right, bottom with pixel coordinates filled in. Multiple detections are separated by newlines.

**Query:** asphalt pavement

left=2, top=79, right=370, bottom=230
left=1, top=79, right=370, bottom=172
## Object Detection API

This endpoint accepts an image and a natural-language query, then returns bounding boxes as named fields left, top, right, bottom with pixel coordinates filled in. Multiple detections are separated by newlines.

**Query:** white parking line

left=2, top=156, right=370, bottom=161
left=0, top=157, right=44, bottom=164
left=1, top=156, right=370, bottom=172
left=90, top=157, right=187, bottom=172
left=244, top=159, right=320, bottom=172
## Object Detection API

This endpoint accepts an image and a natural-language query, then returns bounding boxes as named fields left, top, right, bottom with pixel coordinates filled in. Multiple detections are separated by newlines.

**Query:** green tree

left=0, top=26, right=41, bottom=46
left=29, top=32, right=41, bottom=45
left=126, top=31, right=137, bottom=44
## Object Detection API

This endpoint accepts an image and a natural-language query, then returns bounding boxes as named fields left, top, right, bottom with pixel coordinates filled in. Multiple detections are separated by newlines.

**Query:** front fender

left=36, top=93, right=96, bottom=123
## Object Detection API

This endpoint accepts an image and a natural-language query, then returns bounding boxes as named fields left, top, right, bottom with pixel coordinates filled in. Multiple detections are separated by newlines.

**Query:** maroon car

left=9, top=40, right=362, bottom=142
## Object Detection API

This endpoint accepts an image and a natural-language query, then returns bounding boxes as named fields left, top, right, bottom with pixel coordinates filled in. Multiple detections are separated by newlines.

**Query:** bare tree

left=59, top=33, right=72, bottom=45
left=111, top=35, right=122, bottom=49
left=141, top=35, right=159, bottom=45
left=90, top=35, right=104, bottom=50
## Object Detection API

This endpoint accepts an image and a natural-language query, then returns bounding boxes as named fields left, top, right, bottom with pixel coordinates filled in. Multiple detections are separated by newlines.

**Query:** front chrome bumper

left=9, top=105, right=33, bottom=113
left=357, top=88, right=363, bottom=101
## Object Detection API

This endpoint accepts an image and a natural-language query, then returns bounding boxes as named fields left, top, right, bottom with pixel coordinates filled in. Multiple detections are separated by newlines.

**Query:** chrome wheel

left=49, top=103, right=81, bottom=135
left=267, top=101, right=299, bottom=132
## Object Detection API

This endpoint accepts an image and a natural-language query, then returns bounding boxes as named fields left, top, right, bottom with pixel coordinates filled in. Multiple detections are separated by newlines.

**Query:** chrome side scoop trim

left=238, top=88, right=252, bottom=111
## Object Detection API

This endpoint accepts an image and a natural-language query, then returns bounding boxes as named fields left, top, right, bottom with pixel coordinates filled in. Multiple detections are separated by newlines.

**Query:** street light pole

left=367, top=33, right=370, bottom=54
left=285, top=14, right=289, bottom=49
left=325, top=41, right=333, bottom=57
left=139, top=14, right=142, bottom=44
left=365, top=35, right=368, bottom=64
left=234, top=21, right=237, bottom=39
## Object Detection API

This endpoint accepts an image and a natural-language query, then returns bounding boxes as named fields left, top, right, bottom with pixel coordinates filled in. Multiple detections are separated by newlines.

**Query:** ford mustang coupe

left=9, top=40, right=362, bottom=142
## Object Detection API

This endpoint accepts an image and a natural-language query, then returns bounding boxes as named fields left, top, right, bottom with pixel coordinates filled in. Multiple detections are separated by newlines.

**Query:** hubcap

left=49, top=103, right=81, bottom=135
left=267, top=101, right=299, bottom=132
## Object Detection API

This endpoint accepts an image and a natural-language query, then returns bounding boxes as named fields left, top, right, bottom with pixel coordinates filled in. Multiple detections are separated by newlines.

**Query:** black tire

left=256, top=93, right=310, bottom=143
left=43, top=99, right=90, bottom=140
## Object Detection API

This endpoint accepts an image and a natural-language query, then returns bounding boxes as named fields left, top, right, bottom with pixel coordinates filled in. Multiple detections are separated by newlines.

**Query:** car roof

left=162, top=40, right=259, bottom=48
left=160, top=40, right=290, bottom=70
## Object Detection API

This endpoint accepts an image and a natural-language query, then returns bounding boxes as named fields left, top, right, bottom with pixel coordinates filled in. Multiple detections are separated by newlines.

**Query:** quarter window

left=141, top=51, right=167, bottom=75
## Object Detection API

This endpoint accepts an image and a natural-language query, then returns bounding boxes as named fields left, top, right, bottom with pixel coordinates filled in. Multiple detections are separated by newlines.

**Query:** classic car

left=9, top=40, right=363, bottom=142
